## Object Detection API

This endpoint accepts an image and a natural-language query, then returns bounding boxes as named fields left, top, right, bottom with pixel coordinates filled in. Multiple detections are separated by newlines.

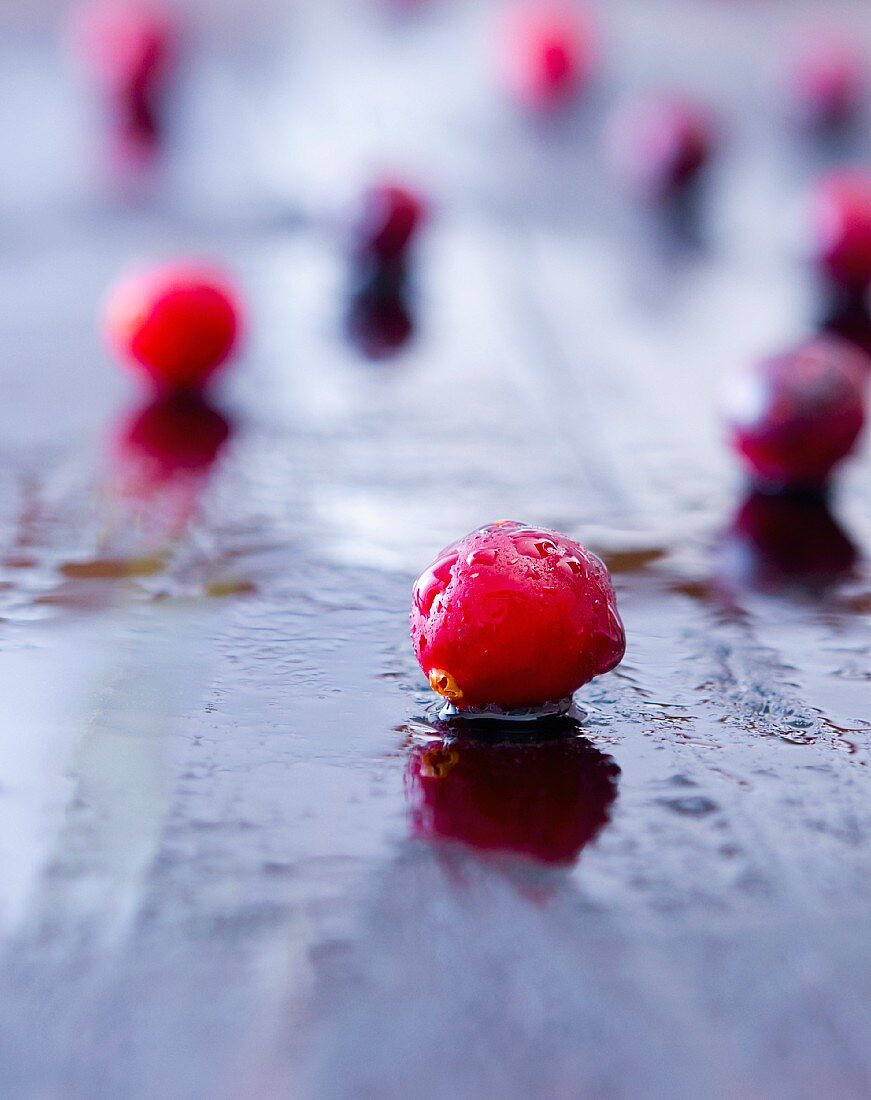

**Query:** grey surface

left=0, top=1, right=870, bottom=1098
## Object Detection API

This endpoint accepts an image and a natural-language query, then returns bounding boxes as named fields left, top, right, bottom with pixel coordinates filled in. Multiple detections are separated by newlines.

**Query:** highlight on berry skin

left=497, top=1, right=595, bottom=112
left=721, top=337, right=868, bottom=492
left=409, top=521, right=626, bottom=715
left=103, top=261, right=243, bottom=394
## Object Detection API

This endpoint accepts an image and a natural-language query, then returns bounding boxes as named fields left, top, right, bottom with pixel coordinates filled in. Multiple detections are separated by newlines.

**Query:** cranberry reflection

left=111, top=392, right=232, bottom=532
left=346, top=264, right=414, bottom=361
left=406, top=724, right=619, bottom=866
left=717, top=490, right=858, bottom=594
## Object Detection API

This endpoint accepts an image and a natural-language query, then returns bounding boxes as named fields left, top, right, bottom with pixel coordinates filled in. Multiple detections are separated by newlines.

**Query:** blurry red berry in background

left=406, top=732, right=620, bottom=866
left=811, top=171, right=871, bottom=290
left=498, top=1, right=594, bottom=111
left=70, top=1, right=177, bottom=110
left=353, top=184, right=427, bottom=265
left=606, top=95, right=714, bottom=201
left=786, top=28, right=864, bottom=130
left=103, top=262, right=242, bottom=393
left=346, top=275, right=414, bottom=361
left=722, top=338, right=867, bottom=490
left=718, top=490, right=857, bottom=594
left=410, top=521, right=625, bottom=712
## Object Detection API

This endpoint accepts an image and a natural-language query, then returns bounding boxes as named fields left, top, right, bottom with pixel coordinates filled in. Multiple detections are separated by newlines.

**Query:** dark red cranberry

left=346, top=267, right=414, bottom=360
left=787, top=28, right=864, bottom=130
left=406, top=730, right=619, bottom=865
left=811, top=170, right=871, bottom=290
left=103, top=262, right=243, bottom=393
left=410, top=521, right=625, bottom=712
left=718, top=490, right=858, bottom=593
left=722, top=338, right=867, bottom=490
left=606, top=95, right=714, bottom=200
left=353, top=184, right=426, bottom=265
left=498, top=1, right=594, bottom=110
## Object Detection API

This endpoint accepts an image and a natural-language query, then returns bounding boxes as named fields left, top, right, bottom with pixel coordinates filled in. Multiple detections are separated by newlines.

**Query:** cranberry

left=346, top=267, right=414, bottom=360
left=406, top=730, right=619, bottom=865
left=410, top=521, right=626, bottom=712
left=723, top=338, right=867, bottom=490
left=719, top=490, right=857, bottom=593
left=606, top=95, right=714, bottom=200
left=498, top=1, right=594, bottom=111
left=103, top=262, right=242, bottom=392
left=71, top=1, right=176, bottom=124
left=353, top=184, right=426, bottom=265
left=811, top=170, right=871, bottom=289
left=787, top=28, right=864, bottom=130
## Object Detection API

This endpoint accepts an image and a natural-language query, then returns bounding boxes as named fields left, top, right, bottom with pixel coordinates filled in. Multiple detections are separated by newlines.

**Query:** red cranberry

left=811, top=170, right=871, bottom=289
left=606, top=95, right=714, bottom=200
left=787, top=28, right=864, bottom=130
left=406, top=732, right=619, bottom=865
left=71, top=1, right=176, bottom=113
left=353, top=184, right=426, bottom=265
left=103, top=262, right=242, bottom=393
left=723, top=338, right=867, bottom=490
left=498, top=1, right=594, bottom=111
left=719, top=490, right=857, bottom=593
left=410, top=521, right=626, bottom=712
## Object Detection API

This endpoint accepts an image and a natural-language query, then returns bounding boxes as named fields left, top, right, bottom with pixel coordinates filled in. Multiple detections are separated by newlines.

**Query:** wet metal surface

left=0, top=2, right=870, bottom=1098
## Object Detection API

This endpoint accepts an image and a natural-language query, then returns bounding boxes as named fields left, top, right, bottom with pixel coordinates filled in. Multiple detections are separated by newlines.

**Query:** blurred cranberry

left=406, top=729, right=619, bottom=866
left=811, top=170, right=871, bottom=290
left=103, top=262, right=243, bottom=393
left=718, top=490, right=858, bottom=594
left=353, top=184, right=427, bottom=265
left=606, top=95, right=714, bottom=201
left=498, top=1, right=595, bottom=111
left=346, top=266, right=414, bottom=360
left=787, top=28, right=864, bottom=131
left=70, top=2, right=177, bottom=127
left=723, top=338, right=868, bottom=490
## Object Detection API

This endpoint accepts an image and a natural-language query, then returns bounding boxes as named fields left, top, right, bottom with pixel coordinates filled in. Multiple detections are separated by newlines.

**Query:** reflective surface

left=0, top=2, right=870, bottom=1098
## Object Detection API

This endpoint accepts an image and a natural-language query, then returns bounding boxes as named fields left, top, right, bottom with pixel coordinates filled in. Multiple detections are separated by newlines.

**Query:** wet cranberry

left=406, top=730, right=619, bottom=866
left=811, top=170, right=871, bottom=290
left=71, top=1, right=176, bottom=121
left=103, top=262, right=242, bottom=393
left=498, top=1, right=594, bottom=111
left=353, top=184, right=426, bottom=265
left=718, top=490, right=857, bottom=594
left=787, top=28, right=864, bottom=130
left=606, top=95, right=714, bottom=200
left=410, top=521, right=626, bottom=712
left=723, top=338, right=867, bottom=490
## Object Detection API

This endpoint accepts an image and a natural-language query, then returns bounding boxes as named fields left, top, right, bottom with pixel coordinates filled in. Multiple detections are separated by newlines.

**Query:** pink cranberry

left=103, top=262, right=242, bottom=393
left=407, top=733, right=619, bottom=865
left=71, top=1, right=176, bottom=116
left=353, top=184, right=427, bottom=265
left=811, top=170, right=871, bottom=289
left=719, top=490, right=857, bottom=593
left=606, top=95, right=714, bottom=200
left=723, top=338, right=868, bottom=489
left=410, top=521, right=626, bottom=712
left=498, top=1, right=594, bottom=111
left=787, top=28, right=864, bottom=130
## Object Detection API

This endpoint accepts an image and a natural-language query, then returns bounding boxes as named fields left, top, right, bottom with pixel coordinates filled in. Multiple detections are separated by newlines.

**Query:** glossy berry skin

left=811, top=172, right=871, bottom=290
left=723, top=339, right=867, bottom=490
left=406, top=731, right=619, bottom=866
left=787, top=30, right=864, bottom=130
left=353, top=184, right=426, bottom=265
left=719, top=490, right=857, bottom=594
left=499, top=2, right=594, bottom=111
left=606, top=95, right=713, bottom=200
left=104, top=263, right=242, bottom=393
left=410, top=521, right=626, bottom=712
